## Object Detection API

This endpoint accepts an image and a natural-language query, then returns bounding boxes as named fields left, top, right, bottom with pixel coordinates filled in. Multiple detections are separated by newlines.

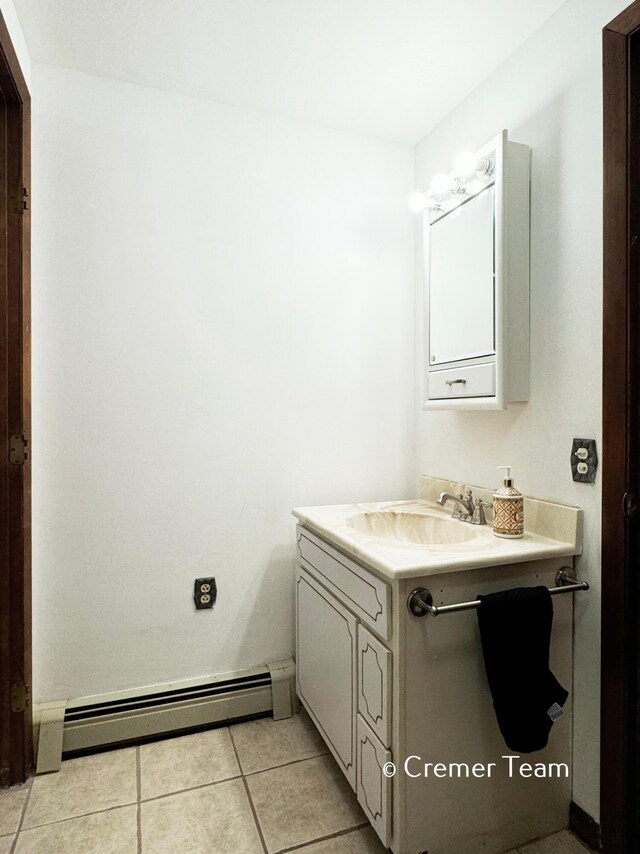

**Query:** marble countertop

left=292, top=476, right=583, bottom=580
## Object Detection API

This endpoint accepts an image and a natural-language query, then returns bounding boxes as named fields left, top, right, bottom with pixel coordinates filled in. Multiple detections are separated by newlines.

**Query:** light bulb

left=454, top=150, right=480, bottom=176
left=430, top=172, right=451, bottom=195
left=454, top=150, right=492, bottom=177
left=408, top=191, right=428, bottom=213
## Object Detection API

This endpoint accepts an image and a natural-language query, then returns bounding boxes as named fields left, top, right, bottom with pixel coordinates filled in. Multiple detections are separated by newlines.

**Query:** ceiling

left=14, top=0, right=568, bottom=144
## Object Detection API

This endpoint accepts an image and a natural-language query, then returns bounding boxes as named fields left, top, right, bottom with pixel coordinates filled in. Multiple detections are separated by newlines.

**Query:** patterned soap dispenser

left=492, top=466, right=525, bottom=539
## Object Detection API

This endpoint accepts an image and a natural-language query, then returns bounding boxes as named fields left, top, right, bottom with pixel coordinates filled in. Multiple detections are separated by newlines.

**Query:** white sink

left=293, top=477, right=582, bottom=578
left=346, top=510, right=478, bottom=545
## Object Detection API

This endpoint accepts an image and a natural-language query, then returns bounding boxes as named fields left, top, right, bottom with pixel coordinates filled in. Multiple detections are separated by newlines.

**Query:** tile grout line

left=241, top=768, right=270, bottom=854
left=229, top=727, right=269, bottom=854
left=17, top=800, right=138, bottom=832
left=20, top=773, right=246, bottom=832
left=135, top=747, right=142, bottom=854
left=18, top=770, right=244, bottom=832
left=275, top=822, right=371, bottom=854
left=141, top=774, right=242, bottom=805
left=243, top=750, right=329, bottom=779
left=9, top=776, right=34, bottom=853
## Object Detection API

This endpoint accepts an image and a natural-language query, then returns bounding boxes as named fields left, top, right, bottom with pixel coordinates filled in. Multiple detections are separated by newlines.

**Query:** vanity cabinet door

left=358, top=625, right=392, bottom=747
left=356, top=715, right=392, bottom=848
left=296, top=568, right=357, bottom=789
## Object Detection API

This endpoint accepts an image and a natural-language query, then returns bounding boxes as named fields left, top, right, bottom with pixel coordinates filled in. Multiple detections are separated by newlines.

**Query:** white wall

left=1, top=0, right=29, bottom=90
left=29, top=0, right=619, bottom=823
left=414, top=0, right=628, bottom=821
left=31, top=64, right=414, bottom=702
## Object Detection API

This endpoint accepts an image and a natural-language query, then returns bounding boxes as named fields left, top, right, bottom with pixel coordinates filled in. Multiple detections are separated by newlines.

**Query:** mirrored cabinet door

left=428, top=187, right=495, bottom=366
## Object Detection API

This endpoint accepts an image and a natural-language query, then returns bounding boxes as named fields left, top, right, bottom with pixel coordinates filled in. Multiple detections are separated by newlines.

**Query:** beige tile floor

left=0, top=710, right=595, bottom=854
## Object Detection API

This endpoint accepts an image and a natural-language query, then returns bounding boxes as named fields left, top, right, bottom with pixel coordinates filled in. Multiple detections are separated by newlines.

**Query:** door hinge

left=623, top=491, right=637, bottom=517
left=11, top=682, right=30, bottom=713
left=9, top=434, right=28, bottom=465
left=11, top=185, right=29, bottom=214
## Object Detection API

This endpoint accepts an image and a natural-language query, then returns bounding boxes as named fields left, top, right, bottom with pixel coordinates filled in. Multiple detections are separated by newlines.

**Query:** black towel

left=476, top=586, right=568, bottom=753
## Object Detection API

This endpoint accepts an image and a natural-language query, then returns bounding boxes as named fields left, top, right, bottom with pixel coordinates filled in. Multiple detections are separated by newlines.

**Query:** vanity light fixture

left=408, top=191, right=441, bottom=213
left=409, top=146, right=495, bottom=217
left=454, top=150, right=493, bottom=178
left=430, top=172, right=451, bottom=195
left=449, top=176, right=468, bottom=196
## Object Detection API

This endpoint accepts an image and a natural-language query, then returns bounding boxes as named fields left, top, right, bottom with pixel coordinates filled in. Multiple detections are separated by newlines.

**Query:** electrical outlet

left=571, top=438, right=598, bottom=484
left=194, top=577, right=217, bottom=610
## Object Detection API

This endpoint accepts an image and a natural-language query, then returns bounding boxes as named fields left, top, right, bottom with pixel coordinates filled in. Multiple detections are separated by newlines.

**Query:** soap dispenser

left=493, top=466, right=524, bottom=539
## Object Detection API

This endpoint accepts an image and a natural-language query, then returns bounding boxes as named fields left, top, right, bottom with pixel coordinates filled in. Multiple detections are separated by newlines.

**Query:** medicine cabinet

left=422, top=130, right=530, bottom=410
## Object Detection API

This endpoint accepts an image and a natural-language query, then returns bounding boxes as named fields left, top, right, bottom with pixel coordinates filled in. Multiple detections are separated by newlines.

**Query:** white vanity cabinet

left=296, top=569, right=358, bottom=787
left=423, top=130, right=530, bottom=410
left=296, top=526, right=394, bottom=847
left=295, top=523, right=574, bottom=854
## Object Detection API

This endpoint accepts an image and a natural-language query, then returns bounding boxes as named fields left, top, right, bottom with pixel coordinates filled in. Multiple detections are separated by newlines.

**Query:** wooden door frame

left=0, top=11, right=31, bottom=787
left=602, top=3, right=640, bottom=851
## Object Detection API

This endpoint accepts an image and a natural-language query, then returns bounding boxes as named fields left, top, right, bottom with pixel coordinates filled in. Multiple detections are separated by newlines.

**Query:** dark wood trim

left=605, top=3, right=640, bottom=35
left=0, top=9, right=30, bottom=788
left=570, top=802, right=602, bottom=853
left=602, top=2, right=640, bottom=851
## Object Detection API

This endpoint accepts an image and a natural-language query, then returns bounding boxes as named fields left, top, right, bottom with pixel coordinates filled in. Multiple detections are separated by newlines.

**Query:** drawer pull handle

left=445, top=378, right=467, bottom=386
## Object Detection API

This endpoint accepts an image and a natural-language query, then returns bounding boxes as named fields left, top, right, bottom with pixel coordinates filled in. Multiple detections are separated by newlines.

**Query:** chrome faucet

left=437, top=488, right=492, bottom=525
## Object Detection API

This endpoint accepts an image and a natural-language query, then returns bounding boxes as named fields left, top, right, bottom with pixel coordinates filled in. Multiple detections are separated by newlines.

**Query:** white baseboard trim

left=33, top=659, right=295, bottom=773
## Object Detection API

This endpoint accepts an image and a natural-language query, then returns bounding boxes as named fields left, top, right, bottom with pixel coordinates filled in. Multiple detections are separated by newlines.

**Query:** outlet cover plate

left=571, top=438, right=598, bottom=484
left=194, top=577, right=217, bottom=610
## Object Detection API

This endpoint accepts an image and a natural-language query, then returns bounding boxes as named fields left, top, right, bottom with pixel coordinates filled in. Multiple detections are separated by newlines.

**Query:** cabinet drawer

left=297, top=526, right=390, bottom=640
left=358, top=625, right=392, bottom=748
left=356, top=715, right=392, bottom=848
left=296, top=569, right=357, bottom=790
left=428, top=362, right=495, bottom=399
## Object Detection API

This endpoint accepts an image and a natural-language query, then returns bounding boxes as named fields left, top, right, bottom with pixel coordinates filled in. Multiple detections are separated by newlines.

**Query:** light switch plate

left=571, top=438, right=597, bottom=484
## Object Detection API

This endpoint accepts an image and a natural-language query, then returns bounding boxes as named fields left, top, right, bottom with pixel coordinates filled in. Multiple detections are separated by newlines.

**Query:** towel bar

left=407, top=567, right=589, bottom=618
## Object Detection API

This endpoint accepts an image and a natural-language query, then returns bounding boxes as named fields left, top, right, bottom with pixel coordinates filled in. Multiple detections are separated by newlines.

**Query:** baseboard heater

left=34, top=659, right=296, bottom=774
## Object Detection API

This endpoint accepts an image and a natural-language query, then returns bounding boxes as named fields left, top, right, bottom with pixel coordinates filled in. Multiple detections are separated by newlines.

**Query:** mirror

left=428, top=187, right=495, bottom=366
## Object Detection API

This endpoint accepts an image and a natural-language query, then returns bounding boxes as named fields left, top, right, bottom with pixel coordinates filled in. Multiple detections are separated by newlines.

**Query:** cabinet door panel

left=356, top=715, right=392, bottom=848
left=358, top=624, right=392, bottom=747
left=296, top=568, right=357, bottom=789
left=297, top=526, right=390, bottom=640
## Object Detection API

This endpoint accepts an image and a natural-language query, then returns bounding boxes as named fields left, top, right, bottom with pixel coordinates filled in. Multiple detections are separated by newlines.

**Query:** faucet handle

left=452, top=488, right=474, bottom=520
left=470, top=498, right=492, bottom=526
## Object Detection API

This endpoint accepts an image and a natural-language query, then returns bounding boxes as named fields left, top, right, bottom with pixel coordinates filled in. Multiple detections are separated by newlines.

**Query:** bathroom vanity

left=293, top=476, right=583, bottom=854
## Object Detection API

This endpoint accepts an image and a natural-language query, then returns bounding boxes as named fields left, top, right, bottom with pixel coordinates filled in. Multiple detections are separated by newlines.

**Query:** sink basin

left=346, top=510, right=478, bottom=546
